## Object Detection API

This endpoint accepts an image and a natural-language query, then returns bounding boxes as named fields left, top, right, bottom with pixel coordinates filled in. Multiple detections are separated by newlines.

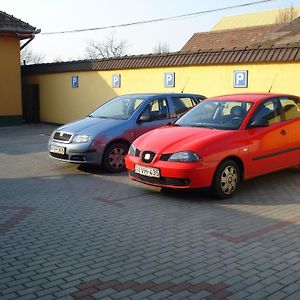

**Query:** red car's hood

left=134, top=126, right=232, bottom=154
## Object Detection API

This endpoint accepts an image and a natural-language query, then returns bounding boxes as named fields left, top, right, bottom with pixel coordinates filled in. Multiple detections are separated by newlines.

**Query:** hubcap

left=108, top=147, right=126, bottom=170
left=220, top=165, right=238, bottom=195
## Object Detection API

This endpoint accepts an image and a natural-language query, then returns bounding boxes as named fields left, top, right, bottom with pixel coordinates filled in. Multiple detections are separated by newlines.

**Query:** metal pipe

left=20, top=36, right=35, bottom=50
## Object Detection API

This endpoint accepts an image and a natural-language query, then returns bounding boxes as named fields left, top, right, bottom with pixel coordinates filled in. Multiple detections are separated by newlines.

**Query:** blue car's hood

left=58, top=117, right=126, bottom=136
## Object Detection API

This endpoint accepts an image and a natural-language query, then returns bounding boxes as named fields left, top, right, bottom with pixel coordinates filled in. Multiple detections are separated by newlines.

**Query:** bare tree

left=275, top=5, right=298, bottom=24
left=153, top=41, right=170, bottom=54
left=85, top=32, right=127, bottom=59
left=21, top=47, right=46, bottom=65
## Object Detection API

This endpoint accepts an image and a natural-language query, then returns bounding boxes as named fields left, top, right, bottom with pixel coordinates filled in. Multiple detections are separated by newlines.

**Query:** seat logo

left=144, top=153, right=151, bottom=160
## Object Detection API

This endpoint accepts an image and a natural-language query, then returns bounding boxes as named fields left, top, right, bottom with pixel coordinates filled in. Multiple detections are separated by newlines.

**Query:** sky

left=2, top=0, right=300, bottom=63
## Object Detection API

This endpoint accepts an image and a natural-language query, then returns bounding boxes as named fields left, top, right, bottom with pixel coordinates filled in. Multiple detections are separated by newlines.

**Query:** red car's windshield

left=176, top=100, right=253, bottom=130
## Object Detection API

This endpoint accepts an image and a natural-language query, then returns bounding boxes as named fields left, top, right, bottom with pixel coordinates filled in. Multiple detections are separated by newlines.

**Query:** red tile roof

left=22, top=44, right=300, bottom=75
left=21, top=16, right=300, bottom=74
left=181, top=17, right=300, bottom=52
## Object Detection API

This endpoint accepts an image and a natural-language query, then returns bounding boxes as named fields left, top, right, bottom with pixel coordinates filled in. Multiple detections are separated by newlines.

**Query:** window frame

left=171, top=96, right=196, bottom=117
left=247, top=98, right=283, bottom=128
left=138, top=98, right=170, bottom=122
left=278, top=96, right=300, bottom=122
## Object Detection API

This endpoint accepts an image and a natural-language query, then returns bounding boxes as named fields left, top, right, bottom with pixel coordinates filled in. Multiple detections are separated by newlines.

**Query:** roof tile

left=22, top=47, right=300, bottom=75
left=0, top=10, right=38, bottom=34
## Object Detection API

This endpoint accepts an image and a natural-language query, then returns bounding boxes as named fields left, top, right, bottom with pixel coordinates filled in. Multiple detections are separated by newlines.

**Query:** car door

left=279, top=96, right=300, bottom=166
left=246, top=98, right=290, bottom=177
left=134, top=98, right=175, bottom=139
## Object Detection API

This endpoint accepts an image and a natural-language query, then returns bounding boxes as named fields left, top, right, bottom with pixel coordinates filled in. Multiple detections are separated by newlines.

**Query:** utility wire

left=41, top=0, right=278, bottom=35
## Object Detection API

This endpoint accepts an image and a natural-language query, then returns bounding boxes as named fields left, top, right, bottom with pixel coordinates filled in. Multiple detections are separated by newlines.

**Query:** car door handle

left=280, top=129, right=288, bottom=135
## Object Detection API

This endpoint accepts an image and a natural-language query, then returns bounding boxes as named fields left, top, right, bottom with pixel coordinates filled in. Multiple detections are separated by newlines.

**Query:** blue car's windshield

left=176, top=100, right=253, bottom=130
left=90, top=95, right=146, bottom=120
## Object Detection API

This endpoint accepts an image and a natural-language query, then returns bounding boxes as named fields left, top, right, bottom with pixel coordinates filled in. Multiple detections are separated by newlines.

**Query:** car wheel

left=212, top=159, right=240, bottom=199
left=103, top=142, right=129, bottom=173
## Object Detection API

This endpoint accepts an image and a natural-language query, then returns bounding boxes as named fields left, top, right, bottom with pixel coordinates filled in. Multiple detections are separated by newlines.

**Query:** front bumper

left=48, top=140, right=104, bottom=165
left=125, top=155, right=215, bottom=189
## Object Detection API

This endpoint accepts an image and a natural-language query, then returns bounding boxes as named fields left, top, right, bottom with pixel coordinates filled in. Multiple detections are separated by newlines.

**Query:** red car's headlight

left=168, top=151, right=200, bottom=162
left=128, top=143, right=137, bottom=156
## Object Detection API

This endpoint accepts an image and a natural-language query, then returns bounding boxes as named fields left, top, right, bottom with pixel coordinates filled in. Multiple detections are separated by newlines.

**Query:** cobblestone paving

left=1, top=124, right=300, bottom=299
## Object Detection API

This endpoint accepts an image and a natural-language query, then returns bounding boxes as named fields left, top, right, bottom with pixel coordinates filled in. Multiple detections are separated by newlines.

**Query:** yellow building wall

left=0, top=36, right=22, bottom=123
left=25, top=62, right=300, bottom=124
left=213, top=6, right=300, bottom=30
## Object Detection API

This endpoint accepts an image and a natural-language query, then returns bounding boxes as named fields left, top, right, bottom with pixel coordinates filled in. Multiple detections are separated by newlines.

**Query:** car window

left=251, top=99, right=281, bottom=125
left=140, top=98, right=169, bottom=121
left=279, top=97, right=300, bottom=121
left=134, top=99, right=144, bottom=110
left=195, top=96, right=206, bottom=103
left=171, top=97, right=195, bottom=116
left=90, top=95, right=146, bottom=120
left=176, top=100, right=252, bottom=130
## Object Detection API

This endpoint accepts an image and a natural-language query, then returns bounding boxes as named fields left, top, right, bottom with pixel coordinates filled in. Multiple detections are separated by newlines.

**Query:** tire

left=102, top=142, right=129, bottom=173
left=212, top=159, right=241, bottom=199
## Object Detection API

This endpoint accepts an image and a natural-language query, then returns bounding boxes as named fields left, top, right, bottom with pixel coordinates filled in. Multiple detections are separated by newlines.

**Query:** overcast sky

left=2, top=0, right=300, bottom=62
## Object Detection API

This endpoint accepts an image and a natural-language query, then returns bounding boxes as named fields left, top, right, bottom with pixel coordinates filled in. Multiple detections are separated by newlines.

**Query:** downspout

left=18, top=28, right=41, bottom=50
left=20, top=36, right=34, bottom=50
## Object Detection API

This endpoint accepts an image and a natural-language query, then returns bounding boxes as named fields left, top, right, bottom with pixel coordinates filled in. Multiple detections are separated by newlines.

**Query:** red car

left=125, top=93, right=300, bottom=198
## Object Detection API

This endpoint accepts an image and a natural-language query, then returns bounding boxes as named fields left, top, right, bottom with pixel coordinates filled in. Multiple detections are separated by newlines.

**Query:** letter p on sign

left=164, top=72, right=175, bottom=87
left=234, top=70, right=248, bottom=88
left=112, top=74, right=121, bottom=88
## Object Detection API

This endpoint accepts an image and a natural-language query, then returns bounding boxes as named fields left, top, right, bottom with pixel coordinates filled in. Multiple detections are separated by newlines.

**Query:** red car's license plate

left=135, top=164, right=160, bottom=178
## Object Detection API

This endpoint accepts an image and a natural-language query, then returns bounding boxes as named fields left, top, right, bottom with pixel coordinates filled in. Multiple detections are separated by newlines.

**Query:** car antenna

left=181, top=77, right=190, bottom=93
left=268, top=74, right=278, bottom=93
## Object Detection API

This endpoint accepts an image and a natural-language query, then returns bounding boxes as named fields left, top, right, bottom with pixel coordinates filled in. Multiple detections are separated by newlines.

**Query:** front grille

left=129, top=171, right=190, bottom=187
left=50, top=152, right=68, bottom=160
left=141, top=151, right=156, bottom=163
left=70, top=155, right=85, bottom=161
left=53, top=132, right=72, bottom=142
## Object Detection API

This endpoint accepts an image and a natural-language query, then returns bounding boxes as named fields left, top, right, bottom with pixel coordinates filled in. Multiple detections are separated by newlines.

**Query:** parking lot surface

left=1, top=124, right=300, bottom=300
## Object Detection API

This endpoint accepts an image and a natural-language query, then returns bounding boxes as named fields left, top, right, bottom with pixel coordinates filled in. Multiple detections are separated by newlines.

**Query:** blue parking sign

left=233, top=70, right=248, bottom=88
left=72, top=76, right=79, bottom=88
left=112, top=74, right=121, bottom=88
left=164, top=72, right=175, bottom=87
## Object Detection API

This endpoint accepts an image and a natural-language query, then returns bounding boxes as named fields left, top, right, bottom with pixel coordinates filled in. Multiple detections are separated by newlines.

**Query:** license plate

left=50, top=145, right=65, bottom=155
left=135, top=164, right=160, bottom=178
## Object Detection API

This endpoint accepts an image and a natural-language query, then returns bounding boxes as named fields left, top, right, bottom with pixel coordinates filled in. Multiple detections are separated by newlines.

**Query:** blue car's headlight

left=168, top=151, right=200, bottom=162
left=72, top=135, right=92, bottom=143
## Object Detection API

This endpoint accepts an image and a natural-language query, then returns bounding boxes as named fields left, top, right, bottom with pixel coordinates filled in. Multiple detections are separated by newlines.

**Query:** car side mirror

left=138, top=113, right=152, bottom=123
left=249, top=119, right=269, bottom=128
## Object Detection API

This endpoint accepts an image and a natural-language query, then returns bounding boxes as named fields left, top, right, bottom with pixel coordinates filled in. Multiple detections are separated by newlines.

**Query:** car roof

left=122, top=93, right=204, bottom=98
left=207, top=93, right=299, bottom=102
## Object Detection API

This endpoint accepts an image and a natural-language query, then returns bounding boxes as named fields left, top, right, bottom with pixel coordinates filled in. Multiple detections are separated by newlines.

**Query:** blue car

left=48, top=93, right=205, bottom=172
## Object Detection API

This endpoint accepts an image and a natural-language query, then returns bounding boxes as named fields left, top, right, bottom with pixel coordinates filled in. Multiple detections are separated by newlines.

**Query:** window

left=171, top=97, right=195, bottom=116
left=251, top=100, right=281, bottom=125
left=279, top=97, right=300, bottom=121
left=90, top=95, right=145, bottom=120
left=177, top=100, right=252, bottom=130
left=140, top=99, right=169, bottom=121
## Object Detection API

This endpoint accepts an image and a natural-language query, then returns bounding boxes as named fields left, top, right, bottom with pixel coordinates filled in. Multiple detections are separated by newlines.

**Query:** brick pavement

left=1, top=124, right=300, bottom=299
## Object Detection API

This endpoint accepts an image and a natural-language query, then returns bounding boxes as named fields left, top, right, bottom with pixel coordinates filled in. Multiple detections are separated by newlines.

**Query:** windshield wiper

left=167, top=122, right=180, bottom=126
left=189, top=124, right=216, bottom=129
